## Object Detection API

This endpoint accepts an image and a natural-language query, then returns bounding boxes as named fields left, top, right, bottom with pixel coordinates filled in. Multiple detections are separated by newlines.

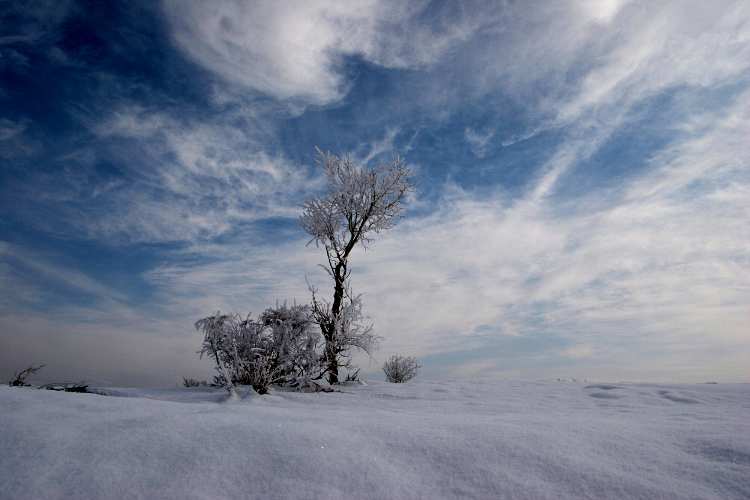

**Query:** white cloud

left=162, top=0, right=482, bottom=105
left=360, top=127, right=401, bottom=164
left=405, top=0, right=750, bottom=141
left=556, top=2, right=750, bottom=124
left=576, top=0, right=629, bottom=24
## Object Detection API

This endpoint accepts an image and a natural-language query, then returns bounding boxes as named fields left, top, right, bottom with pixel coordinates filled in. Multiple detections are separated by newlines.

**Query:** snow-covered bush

left=195, top=304, right=321, bottom=395
left=383, top=355, right=420, bottom=383
left=195, top=313, right=246, bottom=396
left=195, top=312, right=277, bottom=395
left=259, top=303, right=321, bottom=389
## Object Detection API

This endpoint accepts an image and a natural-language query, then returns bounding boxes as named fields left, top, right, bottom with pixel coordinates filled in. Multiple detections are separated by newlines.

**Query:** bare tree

left=300, top=148, right=412, bottom=384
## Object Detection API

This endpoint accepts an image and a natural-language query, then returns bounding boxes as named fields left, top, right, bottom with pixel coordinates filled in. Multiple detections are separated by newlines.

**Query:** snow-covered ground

left=1, top=380, right=748, bottom=499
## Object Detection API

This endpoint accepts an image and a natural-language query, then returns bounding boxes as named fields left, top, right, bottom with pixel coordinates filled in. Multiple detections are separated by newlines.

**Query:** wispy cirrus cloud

left=0, top=118, right=38, bottom=159
left=7, top=104, right=322, bottom=244
left=0, top=242, right=128, bottom=305
left=91, top=106, right=317, bottom=241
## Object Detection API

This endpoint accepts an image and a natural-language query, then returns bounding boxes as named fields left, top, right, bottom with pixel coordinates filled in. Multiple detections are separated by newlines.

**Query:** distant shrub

left=8, top=364, right=45, bottom=387
left=182, top=377, right=208, bottom=387
left=383, top=355, right=420, bottom=383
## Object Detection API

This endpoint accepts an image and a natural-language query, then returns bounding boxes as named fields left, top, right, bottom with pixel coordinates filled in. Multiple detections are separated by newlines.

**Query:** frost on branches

left=300, top=148, right=412, bottom=384
left=309, top=283, right=380, bottom=382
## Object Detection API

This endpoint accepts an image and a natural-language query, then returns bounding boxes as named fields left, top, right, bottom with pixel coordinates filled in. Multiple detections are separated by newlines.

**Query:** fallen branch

left=38, top=382, right=89, bottom=393
left=9, top=364, right=45, bottom=387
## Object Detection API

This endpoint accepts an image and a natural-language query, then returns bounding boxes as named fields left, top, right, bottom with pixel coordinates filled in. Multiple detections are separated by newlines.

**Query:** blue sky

left=1, top=0, right=749, bottom=385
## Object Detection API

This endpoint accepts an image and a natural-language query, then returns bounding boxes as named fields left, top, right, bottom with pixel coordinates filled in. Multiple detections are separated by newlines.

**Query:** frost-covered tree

left=300, top=148, right=412, bottom=384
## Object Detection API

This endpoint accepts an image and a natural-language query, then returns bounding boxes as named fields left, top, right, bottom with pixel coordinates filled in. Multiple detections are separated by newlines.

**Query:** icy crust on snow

left=1, top=380, right=748, bottom=499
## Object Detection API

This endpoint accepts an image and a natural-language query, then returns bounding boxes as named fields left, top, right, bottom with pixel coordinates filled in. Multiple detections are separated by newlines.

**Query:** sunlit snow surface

left=1, top=380, right=748, bottom=499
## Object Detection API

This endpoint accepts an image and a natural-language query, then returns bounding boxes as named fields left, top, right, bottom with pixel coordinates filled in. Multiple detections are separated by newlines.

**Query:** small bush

left=182, top=377, right=208, bottom=387
left=383, top=355, right=420, bottom=383
left=9, top=364, right=45, bottom=387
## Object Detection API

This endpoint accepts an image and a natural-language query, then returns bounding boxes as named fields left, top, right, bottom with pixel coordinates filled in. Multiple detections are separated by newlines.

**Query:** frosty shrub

left=383, top=355, right=420, bottom=383
left=9, top=364, right=45, bottom=387
left=195, top=313, right=246, bottom=396
left=259, top=303, right=321, bottom=390
left=195, top=303, right=321, bottom=395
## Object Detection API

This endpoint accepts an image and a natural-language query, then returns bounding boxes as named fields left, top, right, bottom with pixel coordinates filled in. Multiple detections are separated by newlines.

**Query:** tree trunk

left=325, top=261, right=347, bottom=385
left=331, top=262, right=345, bottom=318
left=327, top=357, right=339, bottom=385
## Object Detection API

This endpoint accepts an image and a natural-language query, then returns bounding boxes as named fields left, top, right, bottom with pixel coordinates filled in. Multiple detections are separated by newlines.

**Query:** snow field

left=1, top=380, right=748, bottom=499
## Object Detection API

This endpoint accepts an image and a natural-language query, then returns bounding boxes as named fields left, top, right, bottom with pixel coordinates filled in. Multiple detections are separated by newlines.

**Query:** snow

left=1, top=380, right=748, bottom=499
